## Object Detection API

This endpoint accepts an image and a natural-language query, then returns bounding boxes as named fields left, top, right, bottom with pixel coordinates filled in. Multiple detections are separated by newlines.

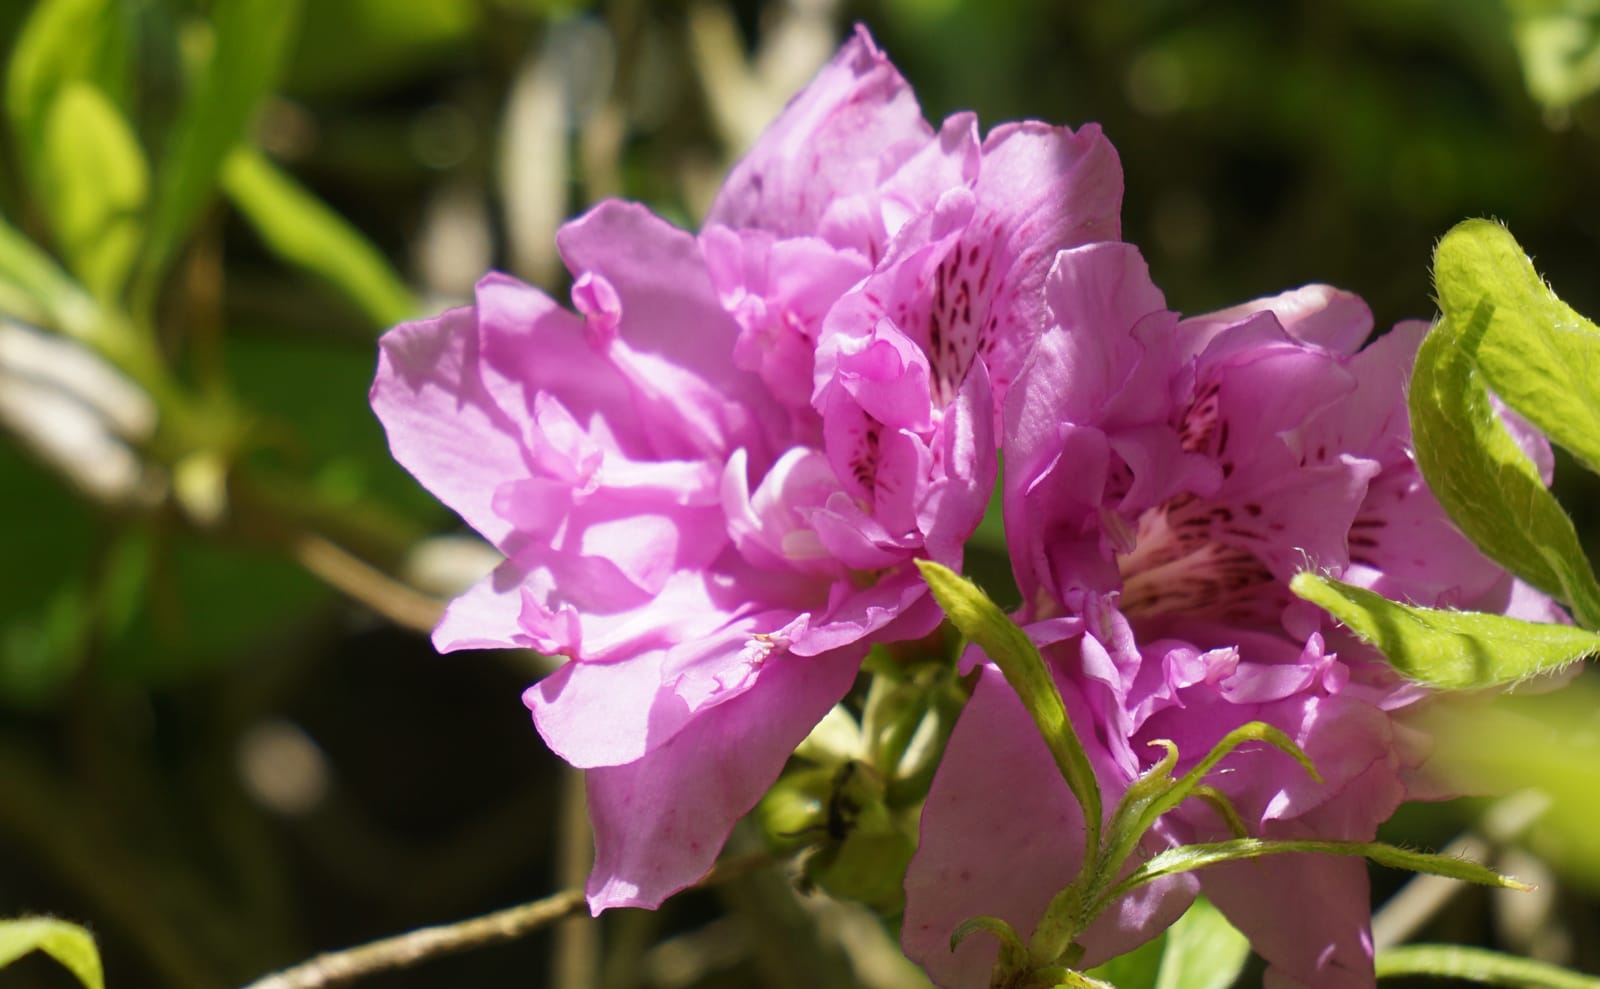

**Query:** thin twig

left=236, top=851, right=775, bottom=989
left=287, top=531, right=444, bottom=634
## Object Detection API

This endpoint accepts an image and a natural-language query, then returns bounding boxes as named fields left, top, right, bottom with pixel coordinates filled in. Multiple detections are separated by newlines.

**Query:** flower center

left=1116, top=494, right=1283, bottom=623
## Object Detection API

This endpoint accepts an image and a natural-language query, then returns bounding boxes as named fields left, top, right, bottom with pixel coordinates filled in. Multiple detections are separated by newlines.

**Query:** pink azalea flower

left=371, top=27, right=1120, bottom=912
left=902, top=244, right=1563, bottom=988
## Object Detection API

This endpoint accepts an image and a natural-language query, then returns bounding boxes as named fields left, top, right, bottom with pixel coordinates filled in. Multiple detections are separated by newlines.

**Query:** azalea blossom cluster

left=371, top=27, right=1556, bottom=989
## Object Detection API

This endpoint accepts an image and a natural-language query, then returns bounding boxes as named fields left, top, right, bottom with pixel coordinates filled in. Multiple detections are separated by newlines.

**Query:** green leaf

left=38, top=82, right=148, bottom=301
left=1434, top=219, right=1600, bottom=475
left=1377, top=943, right=1600, bottom=987
left=6, top=0, right=130, bottom=186
left=221, top=147, right=415, bottom=330
left=137, top=0, right=303, bottom=306
left=1098, top=837, right=1529, bottom=912
left=1291, top=573, right=1600, bottom=688
left=0, top=917, right=104, bottom=989
left=1408, top=304, right=1600, bottom=627
left=0, top=216, right=97, bottom=334
left=1155, top=897, right=1251, bottom=989
left=1085, top=898, right=1248, bottom=989
left=916, top=560, right=1103, bottom=861
left=1086, top=929, right=1167, bottom=989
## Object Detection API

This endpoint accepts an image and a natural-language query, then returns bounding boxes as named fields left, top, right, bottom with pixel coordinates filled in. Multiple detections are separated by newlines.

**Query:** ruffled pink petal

left=374, top=303, right=544, bottom=547
left=707, top=26, right=933, bottom=253
left=557, top=200, right=786, bottom=461
left=584, top=646, right=860, bottom=911
left=922, top=358, right=997, bottom=564
left=432, top=559, right=537, bottom=652
left=969, top=122, right=1124, bottom=398
left=1184, top=284, right=1374, bottom=358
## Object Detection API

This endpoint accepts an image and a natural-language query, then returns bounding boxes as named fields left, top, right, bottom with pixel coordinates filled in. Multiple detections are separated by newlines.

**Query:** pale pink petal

left=1200, top=847, right=1376, bottom=989
left=373, top=304, right=541, bottom=547
left=707, top=26, right=933, bottom=252
left=584, top=647, right=860, bottom=911
left=903, top=665, right=1193, bottom=987
left=557, top=200, right=786, bottom=460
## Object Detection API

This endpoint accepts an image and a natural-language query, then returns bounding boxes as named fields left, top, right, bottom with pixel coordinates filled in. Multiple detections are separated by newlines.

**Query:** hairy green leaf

left=1377, top=943, right=1600, bottom=987
left=1408, top=308, right=1600, bottom=627
left=0, top=917, right=104, bottom=989
left=1434, top=219, right=1600, bottom=475
left=39, top=83, right=148, bottom=301
left=221, top=147, right=415, bottom=330
left=1292, top=572, right=1600, bottom=687
left=916, top=560, right=1102, bottom=859
left=137, top=0, right=303, bottom=305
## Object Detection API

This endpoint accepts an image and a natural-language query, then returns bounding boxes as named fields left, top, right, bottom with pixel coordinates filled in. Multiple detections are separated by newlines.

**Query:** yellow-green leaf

left=222, top=147, right=415, bottom=330
left=0, top=917, right=104, bottom=989
left=39, top=82, right=148, bottom=302
left=1408, top=306, right=1600, bottom=627
left=1434, top=219, right=1600, bottom=476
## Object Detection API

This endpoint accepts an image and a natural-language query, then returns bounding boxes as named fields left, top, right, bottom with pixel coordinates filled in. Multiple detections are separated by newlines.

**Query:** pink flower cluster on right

left=901, top=249, right=1563, bottom=988
left=371, top=26, right=1562, bottom=989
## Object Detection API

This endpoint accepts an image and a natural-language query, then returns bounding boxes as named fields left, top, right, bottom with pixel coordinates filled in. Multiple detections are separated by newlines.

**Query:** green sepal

left=1186, top=786, right=1250, bottom=840
left=951, top=915, right=1030, bottom=973
left=1101, top=723, right=1317, bottom=892
left=1292, top=572, right=1600, bottom=687
left=1096, top=837, right=1530, bottom=914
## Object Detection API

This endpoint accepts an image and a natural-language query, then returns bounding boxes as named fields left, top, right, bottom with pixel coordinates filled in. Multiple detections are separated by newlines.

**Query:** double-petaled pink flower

left=371, top=27, right=1118, bottom=912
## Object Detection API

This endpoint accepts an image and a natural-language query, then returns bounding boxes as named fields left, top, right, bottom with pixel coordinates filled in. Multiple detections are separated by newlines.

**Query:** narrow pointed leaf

left=137, top=0, right=302, bottom=304
left=0, top=218, right=97, bottom=336
left=1292, top=572, right=1600, bottom=688
left=222, top=147, right=416, bottom=330
left=1098, top=838, right=1528, bottom=911
left=1435, top=219, right=1600, bottom=476
left=1376, top=943, right=1600, bottom=987
left=916, top=560, right=1103, bottom=858
left=0, top=918, right=104, bottom=989
left=1408, top=308, right=1600, bottom=627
